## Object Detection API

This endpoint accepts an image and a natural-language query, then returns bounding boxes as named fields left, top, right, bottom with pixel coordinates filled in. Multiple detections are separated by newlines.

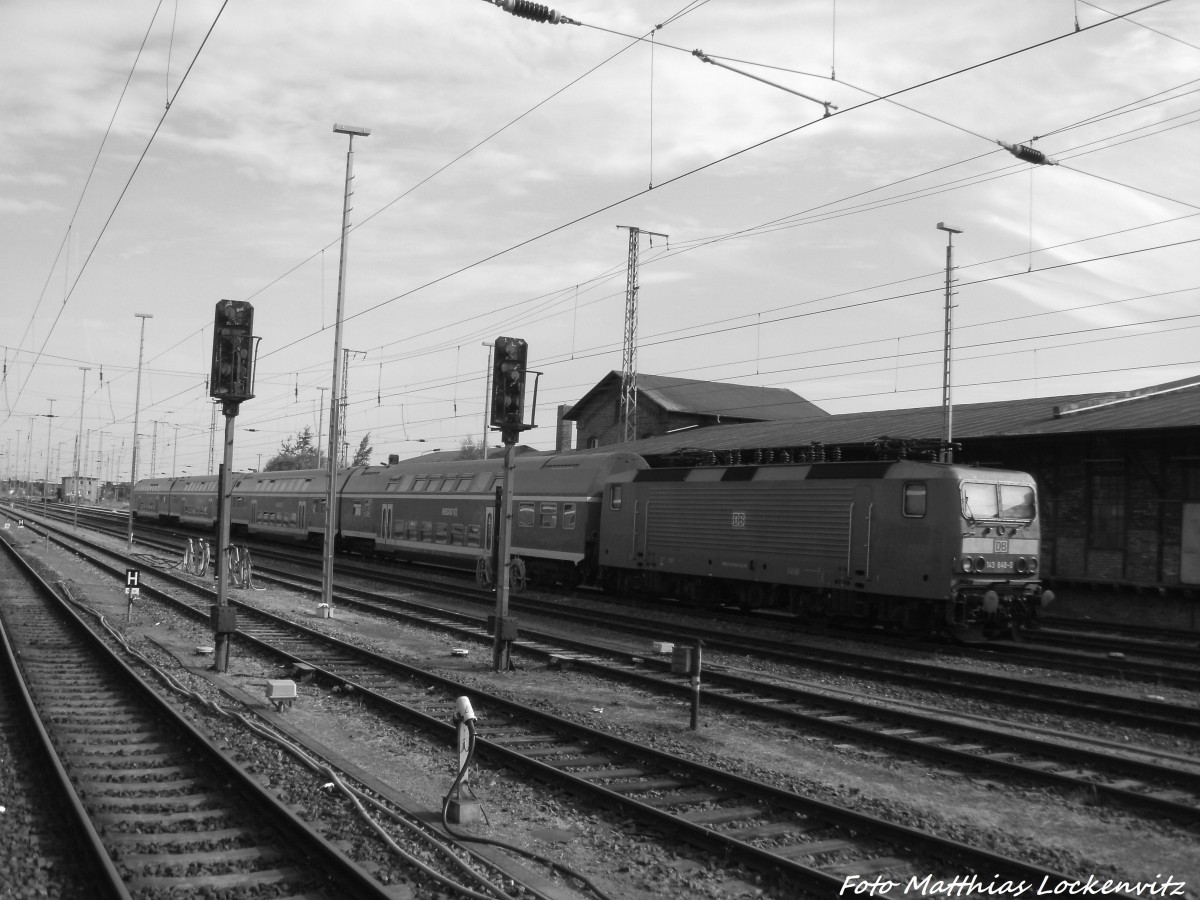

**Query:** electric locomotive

left=595, top=458, right=1051, bottom=639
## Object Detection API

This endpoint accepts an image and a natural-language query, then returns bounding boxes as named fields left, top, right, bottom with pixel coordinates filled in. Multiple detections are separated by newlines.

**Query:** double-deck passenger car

left=339, top=451, right=647, bottom=585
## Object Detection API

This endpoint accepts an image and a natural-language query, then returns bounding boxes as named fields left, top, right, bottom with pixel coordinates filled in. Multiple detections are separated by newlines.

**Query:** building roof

left=580, top=375, right=1200, bottom=457
left=564, top=371, right=829, bottom=423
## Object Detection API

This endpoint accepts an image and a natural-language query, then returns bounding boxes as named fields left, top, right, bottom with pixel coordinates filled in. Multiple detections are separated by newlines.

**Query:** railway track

left=5, top=505, right=1113, bottom=895
left=29, top=502, right=1200, bottom=687
left=17, top=503, right=1200, bottom=740
left=231, top=564, right=1200, bottom=828
left=0, top=533, right=395, bottom=900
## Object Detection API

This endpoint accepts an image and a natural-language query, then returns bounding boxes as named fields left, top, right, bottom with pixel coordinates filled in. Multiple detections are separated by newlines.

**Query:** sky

left=2, top=0, right=1198, bottom=483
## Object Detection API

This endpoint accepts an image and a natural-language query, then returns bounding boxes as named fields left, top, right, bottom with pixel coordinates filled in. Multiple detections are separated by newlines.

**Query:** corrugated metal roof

left=565, top=371, right=829, bottom=422
left=586, top=376, right=1200, bottom=456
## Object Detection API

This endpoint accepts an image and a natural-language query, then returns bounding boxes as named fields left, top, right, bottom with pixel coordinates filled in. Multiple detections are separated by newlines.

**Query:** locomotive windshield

left=961, top=481, right=1035, bottom=522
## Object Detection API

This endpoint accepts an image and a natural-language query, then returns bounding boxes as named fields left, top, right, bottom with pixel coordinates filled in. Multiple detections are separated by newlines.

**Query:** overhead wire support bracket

left=481, top=0, right=580, bottom=26
left=692, top=49, right=837, bottom=117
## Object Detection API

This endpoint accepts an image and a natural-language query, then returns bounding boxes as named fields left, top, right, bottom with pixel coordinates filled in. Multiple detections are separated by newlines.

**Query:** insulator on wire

left=999, top=140, right=1058, bottom=166
left=488, top=0, right=577, bottom=25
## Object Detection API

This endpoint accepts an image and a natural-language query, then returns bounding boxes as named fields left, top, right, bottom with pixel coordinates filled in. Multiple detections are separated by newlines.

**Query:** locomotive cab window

left=999, top=484, right=1035, bottom=520
left=962, top=482, right=1036, bottom=522
left=902, top=483, right=927, bottom=518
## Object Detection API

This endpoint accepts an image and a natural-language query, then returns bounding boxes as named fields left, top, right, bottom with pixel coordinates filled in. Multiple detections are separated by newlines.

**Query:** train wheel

left=476, top=556, right=493, bottom=589
left=510, top=558, right=527, bottom=593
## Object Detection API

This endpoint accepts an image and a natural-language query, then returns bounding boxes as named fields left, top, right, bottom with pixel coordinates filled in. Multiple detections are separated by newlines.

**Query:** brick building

left=563, top=371, right=827, bottom=449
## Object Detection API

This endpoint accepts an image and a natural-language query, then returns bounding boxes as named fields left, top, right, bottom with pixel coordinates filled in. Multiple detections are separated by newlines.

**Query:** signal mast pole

left=488, top=336, right=535, bottom=672
left=209, top=299, right=258, bottom=673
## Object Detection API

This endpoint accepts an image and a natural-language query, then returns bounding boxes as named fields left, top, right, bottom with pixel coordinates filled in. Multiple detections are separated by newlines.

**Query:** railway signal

left=487, top=335, right=540, bottom=671
left=489, top=336, right=529, bottom=437
left=209, top=299, right=260, bottom=673
left=210, top=300, right=257, bottom=405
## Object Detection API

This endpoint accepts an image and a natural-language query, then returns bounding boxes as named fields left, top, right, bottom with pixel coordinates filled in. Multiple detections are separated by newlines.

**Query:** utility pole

left=73, top=367, right=90, bottom=528
left=481, top=341, right=493, bottom=459
left=208, top=400, right=218, bottom=474
left=127, top=313, right=152, bottom=549
left=339, top=348, right=366, bottom=466
left=616, top=226, right=667, bottom=444
left=315, top=387, right=327, bottom=468
left=322, top=123, right=370, bottom=617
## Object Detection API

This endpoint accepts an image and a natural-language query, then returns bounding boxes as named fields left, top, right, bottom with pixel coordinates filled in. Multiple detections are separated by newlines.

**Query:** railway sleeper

left=678, top=805, right=764, bottom=825
left=773, top=838, right=857, bottom=860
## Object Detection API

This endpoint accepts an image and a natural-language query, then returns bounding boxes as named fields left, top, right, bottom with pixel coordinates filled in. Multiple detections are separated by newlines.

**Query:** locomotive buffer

left=488, top=336, right=539, bottom=672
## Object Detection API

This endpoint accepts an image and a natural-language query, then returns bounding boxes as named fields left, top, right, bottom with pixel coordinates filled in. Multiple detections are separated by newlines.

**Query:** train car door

left=380, top=503, right=393, bottom=542
left=298, top=500, right=306, bottom=532
left=849, top=485, right=873, bottom=583
left=484, top=508, right=494, bottom=552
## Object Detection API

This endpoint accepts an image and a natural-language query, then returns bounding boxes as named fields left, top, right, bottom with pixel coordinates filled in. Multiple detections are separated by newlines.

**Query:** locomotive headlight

left=975, top=556, right=987, bottom=572
left=1028, top=557, right=1038, bottom=573
left=1015, top=558, right=1028, bottom=575
left=961, top=556, right=974, bottom=572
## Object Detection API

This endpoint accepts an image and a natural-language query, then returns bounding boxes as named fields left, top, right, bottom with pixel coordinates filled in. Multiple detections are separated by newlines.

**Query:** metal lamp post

left=321, top=123, right=370, bottom=616
left=936, top=222, right=962, bottom=463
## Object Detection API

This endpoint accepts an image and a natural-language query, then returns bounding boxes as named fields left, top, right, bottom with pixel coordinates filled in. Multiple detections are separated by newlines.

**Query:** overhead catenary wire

left=14, top=1, right=1195, bottom=465
left=4, top=0, right=232, bottom=430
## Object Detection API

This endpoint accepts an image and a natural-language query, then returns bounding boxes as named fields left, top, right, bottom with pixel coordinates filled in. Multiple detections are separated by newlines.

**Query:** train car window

left=962, top=482, right=1000, bottom=519
left=903, top=483, right=927, bottom=517
left=450, top=523, right=465, bottom=545
left=466, top=524, right=481, bottom=548
left=362, top=499, right=372, bottom=517
left=610, top=485, right=623, bottom=510
left=563, top=503, right=577, bottom=530
left=470, top=472, right=493, bottom=492
left=999, top=484, right=1035, bottom=520
left=352, top=501, right=362, bottom=516
left=440, top=478, right=459, bottom=492
left=540, top=503, right=557, bottom=528
left=427, top=478, right=444, bottom=492
left=420, top=521, right=434, bottom=542
left=435, top=523, right=449, bottom=544
left=456, top=478, right=473, bottom=492
left=413, top=477, right=428, bottom=493
left=518, top=502, right=536, bottom=527
left=406, top=520, right=418, bottom=540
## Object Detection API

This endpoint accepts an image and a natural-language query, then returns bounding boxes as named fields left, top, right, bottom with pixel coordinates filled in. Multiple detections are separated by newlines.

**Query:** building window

left=1186, top=463, right=1200, bottom=500
left=1088, top=463, right=1125, bottom=551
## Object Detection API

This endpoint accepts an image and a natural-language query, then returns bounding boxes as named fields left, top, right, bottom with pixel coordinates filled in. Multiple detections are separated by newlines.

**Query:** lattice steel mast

left=617, top=226, right=667, bottom=444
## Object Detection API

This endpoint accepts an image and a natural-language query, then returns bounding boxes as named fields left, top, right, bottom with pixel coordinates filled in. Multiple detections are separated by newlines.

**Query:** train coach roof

left=341, top=450, right=648, bottom=492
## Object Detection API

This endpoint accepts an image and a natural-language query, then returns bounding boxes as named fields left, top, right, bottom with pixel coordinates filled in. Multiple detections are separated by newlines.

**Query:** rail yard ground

left=3, top=520, right=1198, bottom=900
